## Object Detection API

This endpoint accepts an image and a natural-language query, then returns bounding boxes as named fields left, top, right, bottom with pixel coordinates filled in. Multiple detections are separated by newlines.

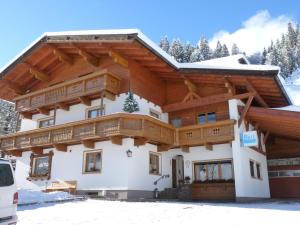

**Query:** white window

left=250, top=159, right=262, bottom=179
left=33, top=157, right=49, bottom=176
left=38, top=117, right=54, bottom=128
left=149, top=152, right=161, bottom=175
left=86, top=106, right=105, bottom=119
left=83, top=150, right=102, bottom=173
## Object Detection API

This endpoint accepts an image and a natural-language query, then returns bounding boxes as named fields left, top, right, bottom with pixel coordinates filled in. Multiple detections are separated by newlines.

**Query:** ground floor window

left=83, top=150, right=102, bottom=173
left=249, top=159, right=262, bottom=179
left=29, top=151, right=53, bottom=179
left=194, top=160, right=233, bottom=183
left=149, top=152, right=161, bottom=175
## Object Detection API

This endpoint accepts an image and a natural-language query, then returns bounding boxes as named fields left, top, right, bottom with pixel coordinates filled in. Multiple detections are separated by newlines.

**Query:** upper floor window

left=171, top=118, right=182, bottom=128
left=38, top=117, right=54, bottom=128
left=197, top=112, right=216, bottom=124
left=249, top=159, right=262, bottom=179
left=149, top=109, right=160, bottom=119
left=86, top=106, right=105, bottom=119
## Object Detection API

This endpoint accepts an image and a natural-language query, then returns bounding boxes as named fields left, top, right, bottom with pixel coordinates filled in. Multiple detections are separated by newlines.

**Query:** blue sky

left=0, top=0, right=300, bottom=68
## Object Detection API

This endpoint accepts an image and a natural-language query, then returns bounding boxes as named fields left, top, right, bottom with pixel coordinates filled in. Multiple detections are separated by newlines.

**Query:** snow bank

left=18, top=189, right=74, bottom=205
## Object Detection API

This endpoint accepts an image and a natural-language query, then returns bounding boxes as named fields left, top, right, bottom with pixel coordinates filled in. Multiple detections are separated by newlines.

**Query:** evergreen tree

left=221, top=44, right=230, bottom=57
left=213, top=41, right=223, bottom=58
left=159, top=36, right=170, bottom=53
left=183, top=42, right=195, bottom=63
left=123, top=92, right=139, bottom=113
left=261, top=48, right=267, bottom=65
left=231, top=43, right=240, bottom=55
left=190, top=47, right=202, bottom=62
left=247, top=52, right=262, bottom=64
left=199, top=37, right=211, bottom=60
left=169, top=39, right=185, bottom=62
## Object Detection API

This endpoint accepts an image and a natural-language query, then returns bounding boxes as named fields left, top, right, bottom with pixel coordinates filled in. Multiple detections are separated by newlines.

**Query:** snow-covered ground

left=17, top=199, right=300, bottom=225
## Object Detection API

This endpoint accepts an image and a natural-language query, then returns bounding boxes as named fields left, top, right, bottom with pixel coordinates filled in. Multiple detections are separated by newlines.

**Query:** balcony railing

left=0, top=114, right=235, bottom=154
left=14, top=69, right=120, bottom=113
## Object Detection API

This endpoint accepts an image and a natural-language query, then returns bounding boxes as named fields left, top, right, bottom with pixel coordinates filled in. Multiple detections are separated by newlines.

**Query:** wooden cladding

left=0, top=113, right=235, bottom=154
left=14, top=70, right=120, bottom=113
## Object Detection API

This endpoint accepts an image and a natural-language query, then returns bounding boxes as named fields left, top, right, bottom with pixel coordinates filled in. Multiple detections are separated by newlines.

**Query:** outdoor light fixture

left=126, top=149, right=132, bottom=157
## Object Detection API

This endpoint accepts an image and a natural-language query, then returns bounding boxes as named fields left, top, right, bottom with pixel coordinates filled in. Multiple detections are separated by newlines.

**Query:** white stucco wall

left=19, top=93, right=168, bottom=132
left=229, top=99, right=270, bottom=199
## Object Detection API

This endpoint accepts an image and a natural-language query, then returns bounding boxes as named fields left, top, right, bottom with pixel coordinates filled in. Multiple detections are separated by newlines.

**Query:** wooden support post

left=134, top=137, right=148, bottom=146
left=103, top=91, right=116, bottom=101
left=54, top=144, right=67, bottom=152
left=108, top=51, right=128, bottom=68
left=238, top=95, right=254, bottom=127
left=263, top=131, right=270, bottom=144
left=50, top=46, right=73, bottom=65
left=38, top=107, right=50, bottom=115
left=25, top=65, right=50, bottom=82
left=184, top=79, right=197, bottom=93
left=157, top=144, right=172, bottom=152
left=30, top=147, right=43, bottom=155
left=205, top=143, right=213, bottom=151
left=81, top=140, right=95, bottom=149
left=224, top=77, right=236, bottom=95
left=110, top=136, right=123, bottom=145
left=57, top=102, right=70, bottom=111
left=79, top=96, right=91, bottom=106
left=73, top=44, right=99, bottom=67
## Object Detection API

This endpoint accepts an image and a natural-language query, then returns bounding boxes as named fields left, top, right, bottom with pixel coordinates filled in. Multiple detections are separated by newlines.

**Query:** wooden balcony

left=177, top=120, right=235, bottom=148
left=14, top=69, right=121, bottom=116
left=0, top=114, right=235, bottom=156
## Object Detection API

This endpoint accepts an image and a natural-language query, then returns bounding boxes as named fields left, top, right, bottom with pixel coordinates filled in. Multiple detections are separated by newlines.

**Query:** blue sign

left=241, top=131, right=258, bottom=147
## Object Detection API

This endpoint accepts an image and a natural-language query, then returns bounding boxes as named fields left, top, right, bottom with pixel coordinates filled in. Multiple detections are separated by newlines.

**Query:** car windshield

left=0, top=164, right=14, bottom=187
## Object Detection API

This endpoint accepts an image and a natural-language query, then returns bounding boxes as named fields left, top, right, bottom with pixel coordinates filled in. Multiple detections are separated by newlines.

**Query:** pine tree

left=159, top=36, right=170, bottom=53
left=213, top=41, right=223, bottom=58
left=183, top=42, right=195, bottom=63
left=261, top=48, right=267, bottom=65
left=221, top=44, right=230, bottom=57
left=199, top=37, right=211, bottom=60
left=231, top=43, right=240, bottom=55
left=190, top=47, right=202, bottom=62
left=169, top=39, right=185, bottom=62
left=123, top=92, right=139, bottom=113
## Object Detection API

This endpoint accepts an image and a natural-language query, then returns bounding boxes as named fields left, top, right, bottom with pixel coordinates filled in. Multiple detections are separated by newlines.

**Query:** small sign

left=241, top=131, right=258, bottom=147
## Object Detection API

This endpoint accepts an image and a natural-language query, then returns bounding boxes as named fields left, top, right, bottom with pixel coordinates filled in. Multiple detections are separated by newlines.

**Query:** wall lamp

left=126, top=149, right=133, bottom=157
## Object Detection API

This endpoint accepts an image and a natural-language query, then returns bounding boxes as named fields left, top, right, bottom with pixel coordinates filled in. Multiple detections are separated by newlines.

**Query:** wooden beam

left=163, top=92, right=254, bottom=112
left=238, top=95, right=254, bottom=127
left=224, top=77, right=236, bottom=95
left=81, top=140, right=95, bottom=148
left=205, top=143, right=213, bottom=151
left=22, top=63, right=50, bottom=82
left=181, top=146, right=189, bottom=153
left=73, top=45, right=99, bottom=67
left=1, top=79, right=26, bottom=95
left=38, top=107, right=50, bottom=115
left=245, top=79, right=268, bottom=107
left=157, top=144, right=172, bottom=152
left=54, top=144, right=67, bottom=152
left=50, top=46, right=73, bottom=65
left=103, top=91, right=116, bottom=101
left=110, top=136, right=123, bottom=145
left=108, top=51, right=128, bottom=68
left=263, top=131, right=270, bottom=144
left=57, top=102, right=70, bottom=111
left=30, top=147, right=43, bottom=155
left=134, top=137, right=148, bottom=146
left=79, top=96, right=91, bottom=106
left=184, top=79, right=197, bottom=93
left=8, top=150, right=22, bottom=157
left=21, top=112, right=32, bottom=119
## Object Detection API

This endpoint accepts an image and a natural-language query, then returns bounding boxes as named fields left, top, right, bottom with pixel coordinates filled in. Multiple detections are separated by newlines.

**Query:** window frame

left=85, top=105, right=105, bottom=119
left=196, top=112, right=217, bottom=124
left=29, top=151, right=53, bottom=180
left=149, top=152, right=161, bottom=176
left=82, top=150, right=102, bottom=174
left=192, top=159, right=234, bottom=183
left=249, top=159, right=262, bottom=180
left=170, top=117, right=182, bottom=128
left=37, top=116, right=55, bottom=128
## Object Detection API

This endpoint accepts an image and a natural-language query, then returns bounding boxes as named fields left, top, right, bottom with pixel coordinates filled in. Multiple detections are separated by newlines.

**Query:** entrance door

left=172, top=159, right=177, bottom=188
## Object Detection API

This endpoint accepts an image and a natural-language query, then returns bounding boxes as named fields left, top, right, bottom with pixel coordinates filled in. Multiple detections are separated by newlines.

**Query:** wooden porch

left=14, top=70, right=121, bottom=118
left=0, top=113, right=235, bottom=156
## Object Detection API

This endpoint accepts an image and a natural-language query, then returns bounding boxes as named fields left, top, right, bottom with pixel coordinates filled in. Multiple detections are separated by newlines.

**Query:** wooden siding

left=14, top=70, right=121, bottom=113
left=192, top=183, right=235, bottom=200
left=0, top=114, right=235, bottom=154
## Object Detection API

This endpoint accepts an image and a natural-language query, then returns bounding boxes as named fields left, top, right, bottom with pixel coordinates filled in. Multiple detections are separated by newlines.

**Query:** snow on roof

left=193, top=54, right=249, bottom=66
left=273, top=105, right=300, bottom=112
left=0, top=29, right=280, bottom=74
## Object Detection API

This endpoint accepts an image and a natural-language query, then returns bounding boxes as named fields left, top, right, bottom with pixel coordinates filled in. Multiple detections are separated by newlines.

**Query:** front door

left=172, top=159, right=177, bottom=188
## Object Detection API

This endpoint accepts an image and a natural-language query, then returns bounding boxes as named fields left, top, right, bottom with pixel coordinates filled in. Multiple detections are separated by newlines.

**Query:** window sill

left=82, top=171, right=101, bottom=174
left=149, top=172, right=161, bottom=176
left=27, top=175, right=49, bottom=181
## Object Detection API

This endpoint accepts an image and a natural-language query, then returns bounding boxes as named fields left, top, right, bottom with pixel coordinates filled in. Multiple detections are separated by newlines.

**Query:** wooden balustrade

left=14, top=69, right=121, bottom=113
left=0, top=114, right=235, bottom=154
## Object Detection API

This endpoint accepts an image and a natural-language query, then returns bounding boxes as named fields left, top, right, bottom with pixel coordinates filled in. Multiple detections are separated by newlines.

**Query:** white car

left=0, top=158, right=18, bottom=225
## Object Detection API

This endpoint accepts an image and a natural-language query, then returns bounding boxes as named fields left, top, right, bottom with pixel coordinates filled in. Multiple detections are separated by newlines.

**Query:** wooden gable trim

left=245, top=79, right=268, bottom=107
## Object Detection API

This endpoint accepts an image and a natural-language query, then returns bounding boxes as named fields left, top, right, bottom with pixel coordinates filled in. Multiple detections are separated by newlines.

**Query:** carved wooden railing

left=0, top=114, right=235, bottom=153
left=14, top=69, right=120, bottom=113
left=0, top=113, right=175, bottom=151
left=177, top=120, right=235, bottom=146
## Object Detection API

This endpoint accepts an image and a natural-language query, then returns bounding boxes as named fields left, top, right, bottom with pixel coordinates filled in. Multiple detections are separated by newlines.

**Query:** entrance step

left=159, top=188, right=179, bottom=199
